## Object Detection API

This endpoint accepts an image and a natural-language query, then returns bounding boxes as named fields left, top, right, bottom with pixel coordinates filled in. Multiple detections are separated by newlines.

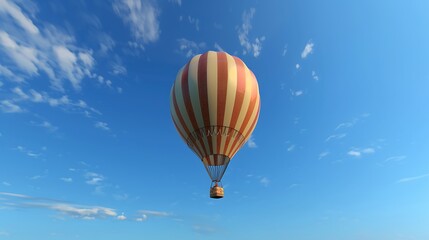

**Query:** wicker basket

left=210, top=186, right=224, bottom=199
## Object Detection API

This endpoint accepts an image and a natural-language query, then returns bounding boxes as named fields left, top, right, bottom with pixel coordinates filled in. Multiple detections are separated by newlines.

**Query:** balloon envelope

left=170, top=51, right=260, bottom=182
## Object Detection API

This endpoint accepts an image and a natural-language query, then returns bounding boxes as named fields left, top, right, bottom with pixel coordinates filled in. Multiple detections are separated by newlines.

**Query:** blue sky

left=1, top=0, right=429, bottom=239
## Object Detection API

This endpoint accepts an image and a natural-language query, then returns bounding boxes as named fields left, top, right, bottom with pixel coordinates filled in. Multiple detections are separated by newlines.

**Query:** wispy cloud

left=94, top=121, right=110, bottom=131
left=139, top=210, right=170, bottom=217
left=301, top=41, right=314, bottom=59
left=0, top=6, right=97, bottom=91
left=282, top=44, right=288, bottom=56
left=214, top=42, right=224, bottom=52
left=335, top=114, right=369, bottom=131
left=0, top=192, right=117, bottom=220
left=193, top=224, right=217, bottom=234
left=137, top=210, right=172, bottom=222
left=260, top=177, right=270, bottom=187
left=60, top=177, right=72, bottom=183
left=295, top=63, right=300, bottom=69
left=237, top=8, right=265, bottom=57
left=347, top=148, right=375, bottom=157
left=396, top=173, right=429, bottom=183
left=319, top=151, right=329, bottom=159
left=188, top=16, right=199, bottom=31
left=113, top=0, right=160, bottom=44
left=177, top=38, right=206, bottom=58
left=287, top=144, right=295, bottom=152
left=0, top=100, right=23, bottom=113
left=6, top=87, right=101, bottom=117
left=85, top=172, right=105, bottom=185
left=2, top=181, right=11, bottom=187
left=247, top=135, right=257, bottom=148
left=385, top=155, right=407, bottom=163
left=15, top=145, right=40, bottom=158
left=312, top=70, right=319, bottom=81
left=347, top=150, right=361, bottom=157
left=0, top=0, right=39, bottom=34
left=169, top=0, right=182, bottom=6
left=117, top=213, right=127, bottom=220
left=31, top=120, right=58, bottom=132
left=290, top=89, right=304, bottom=97
left=325, top=133, right=347, bottom=142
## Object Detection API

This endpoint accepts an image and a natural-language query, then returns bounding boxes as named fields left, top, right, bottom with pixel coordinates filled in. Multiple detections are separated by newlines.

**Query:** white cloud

left=113, top=0, right=160, bottom=43
left=214, top=42, right=224, bottom=52
left=295, top=63, right=300, bottom=69
left=301, top=41, right=314, bottom=59
left=112, top=64, right=127, bottom=75
left=117, top=213, right=127, bottom=220
left=347, top=150, right=361, bottom=157
left=237, top=8, right=265, bottom=57
left=136, top=215, right=148, bottom=222
left=1, top=192, right=118, bottom=220
left=2, top=181, right=11, bottom=186
left=98, top=33, right=115, bottom=54
left=169, top=0, right=182, bottom=6
left=335, top=119, right=358, bottom=130
left=193, top=225, right=216, bottom=234
left=287, top=144, right=295, bottom=152
left=94, top=121, right=110, bottom=131
left=260, top=177, right=270, bottom=187
left=0, top=100, right=22, bottom=113
left=188, top=16, right=199, bottom=31
left=53, top=46, right=93, bottom=90
left=85, top=172, right=104, bottom=185
left=312, top=70, right=319, bottom=81
left=0, top=192, right=31, bottom=198
left=38, top=121, right=58, bottom=132
left=385, top=155, right=407, bottom=162
left=282, top=44, right=288, bottom=56
left=12, top=87, right=29, bottom=99
left=138, top=210, right=170, bottom=220
left=15, top=145, right=40, bottom=158
left=0, top=2, right=99, bottom=91
left=290, top=89, right=303, bottom=97
left=0, top=31, right=38, bottom=74
left=347, top=148, right=375, bottom=157
left=247, top=135, right=257, bottom=148
left=4, top=87, right=101, bottom=116
left=397, top=173, right=429, bottom=183
left=325, top=133, right=346, bottom=142
left=319, top=151, right=329, bottom=159
left=60, top=177, right=72, bottom=183
left=0, top=64, right=23, bottom=82
left=0, top=0, right=39, bottom=34
left=177, top=38, right=206, bottom=57
left=361, top=148, right=375, bottom=154
left=47, top=203, right=117, bottom=219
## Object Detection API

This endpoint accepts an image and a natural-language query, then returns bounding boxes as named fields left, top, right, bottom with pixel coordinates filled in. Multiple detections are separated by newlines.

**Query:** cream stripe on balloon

left=225, top=67, right=253, bottom=155
left=188, top=54, right=211, bottom=157
left=220, top=53, right=238, bottom=153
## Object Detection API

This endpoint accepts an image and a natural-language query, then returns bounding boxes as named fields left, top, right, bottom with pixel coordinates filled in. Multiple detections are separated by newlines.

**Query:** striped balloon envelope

left=170, top=51, right=260, bottom=196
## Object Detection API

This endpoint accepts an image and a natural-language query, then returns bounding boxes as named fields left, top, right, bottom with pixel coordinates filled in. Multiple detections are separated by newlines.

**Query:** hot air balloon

left=170, top=51, right=260, bottom=198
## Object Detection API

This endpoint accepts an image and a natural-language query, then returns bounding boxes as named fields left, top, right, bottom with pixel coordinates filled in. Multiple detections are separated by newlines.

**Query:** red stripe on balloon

left=172, top=86, right=204, bottom=159
left=181, top=63, right=209, bottom=158
left=197, top=53, right=214, bottom=157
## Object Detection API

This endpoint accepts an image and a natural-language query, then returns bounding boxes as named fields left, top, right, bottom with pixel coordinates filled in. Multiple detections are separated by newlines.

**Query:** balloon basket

left=210, top=182, right=224, bottom=199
